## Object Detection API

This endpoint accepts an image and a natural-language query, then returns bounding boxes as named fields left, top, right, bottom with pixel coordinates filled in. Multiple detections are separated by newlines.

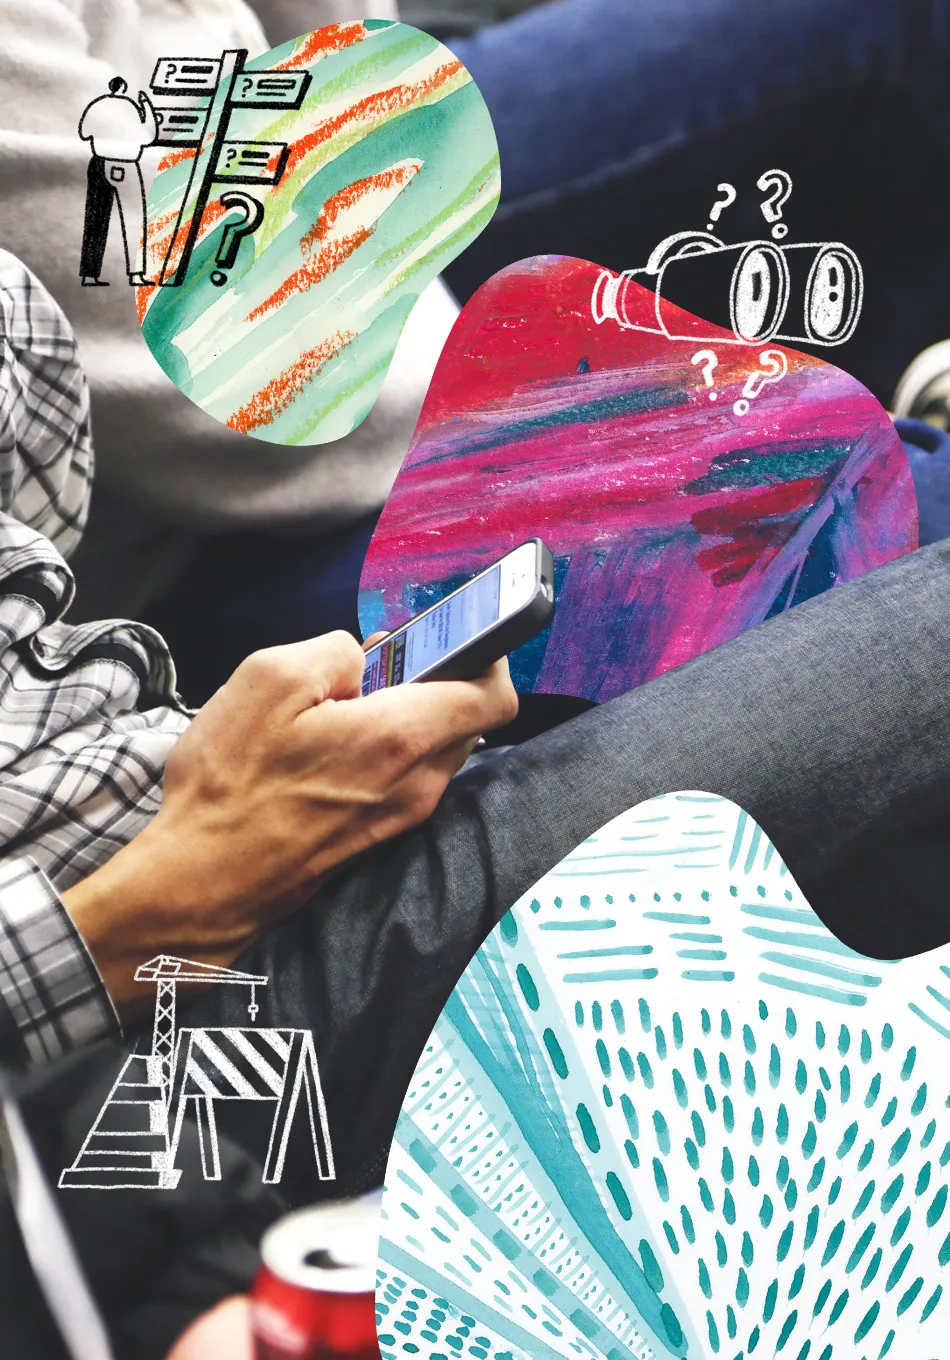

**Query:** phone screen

left=362, top=564, right=502, bottom=694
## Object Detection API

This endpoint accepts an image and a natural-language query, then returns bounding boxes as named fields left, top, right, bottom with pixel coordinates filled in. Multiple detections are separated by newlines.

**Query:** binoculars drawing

left=591, top=230, right=863, bottom=348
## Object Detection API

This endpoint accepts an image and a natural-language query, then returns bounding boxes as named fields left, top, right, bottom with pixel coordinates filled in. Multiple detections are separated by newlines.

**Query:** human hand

left=64, top=632, right=518, bottom=1015
left=165, top=1296, right=253, bottom=1360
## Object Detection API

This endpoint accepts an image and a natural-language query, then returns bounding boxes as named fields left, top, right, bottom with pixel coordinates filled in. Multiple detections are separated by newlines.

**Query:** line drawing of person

left=79, top=77, right=159, bottom=287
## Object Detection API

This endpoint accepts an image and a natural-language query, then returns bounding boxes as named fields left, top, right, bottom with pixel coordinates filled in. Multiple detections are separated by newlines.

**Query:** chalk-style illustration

left=705, top=182, right=737, bottom=233
left=378, top=793, right=950, bottom=1359
left=59, top=956, right=334, bottom=1191
left=756, top=168, right=793, bottom=239
left=730, top=347, right=788, bottom=417
left=79, top=78, right=159, bottom=286
left=137, top=21, right=499, bottom=445
left=593, top=234, right=863, bottom=350
left=691, top=346, right=789, bottom=419
left=359, top=254, right=916, bottom=705
left=593, top=173, right=863, bottom=350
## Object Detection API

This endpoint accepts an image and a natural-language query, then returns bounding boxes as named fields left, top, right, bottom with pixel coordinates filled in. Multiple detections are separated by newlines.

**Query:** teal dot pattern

left=377, top=794, right=950, bottom=1358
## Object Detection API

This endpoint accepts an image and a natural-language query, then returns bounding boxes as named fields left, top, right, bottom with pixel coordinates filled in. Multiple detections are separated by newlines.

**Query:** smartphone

left=361, top=539, right=555, bottom=692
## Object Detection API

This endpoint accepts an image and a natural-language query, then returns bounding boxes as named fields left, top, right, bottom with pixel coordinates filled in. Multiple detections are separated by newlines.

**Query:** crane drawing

left=59, top=956, right=334, bottom=1191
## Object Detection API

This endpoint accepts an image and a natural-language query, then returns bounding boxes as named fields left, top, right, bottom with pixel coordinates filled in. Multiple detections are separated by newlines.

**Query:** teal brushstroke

left=563, top=969, right=661, bottom=983
left=538, top=920, right=617, bottom=931
left=759, top=973, right=869, bottom=1007
left=440, top=994, right=689, bottom=1357
left=744, top=928, right=881, bottom=959
left=741, top=904, right=822, bottom=925
left=557, top=947, right=655, bottom=959
left=412, top=386, right=690, bottom=467
left=759, top=952, right=883, bottom=989
left=644, top=913, right=712, bottom=925
left=379, top=1238, right=569, bottom=1360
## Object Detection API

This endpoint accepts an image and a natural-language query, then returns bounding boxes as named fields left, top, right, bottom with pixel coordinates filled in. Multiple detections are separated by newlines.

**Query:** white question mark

left=691, top=349, right=719, bottom=400
left=706, top=183, right=737, bottom=232
left=756, top=169, right=793, bottom=240
left=733, top=349, right=789, bottom=415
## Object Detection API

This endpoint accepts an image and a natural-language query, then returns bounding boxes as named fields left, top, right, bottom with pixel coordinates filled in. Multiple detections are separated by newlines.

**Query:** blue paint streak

left=682, top=971, right=736, bottom=982
left=557, top=947, right=654, bottom=959
left=563, top=969, right=660, bottom=983
left=441, top=983, right=687, bottom=1356
left=413, top=384, right=690, bottom=466
left=539, top=920, right=617, bottom=931
left=759, top=952, right=882, bottom=988
left=729, top=810, right=748, bottom=870
left=759, top=973, right=868, bottom=1007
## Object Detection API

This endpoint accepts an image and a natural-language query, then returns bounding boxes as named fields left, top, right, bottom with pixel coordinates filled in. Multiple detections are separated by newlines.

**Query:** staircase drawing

left=59, top=956, right=335, bottom=1191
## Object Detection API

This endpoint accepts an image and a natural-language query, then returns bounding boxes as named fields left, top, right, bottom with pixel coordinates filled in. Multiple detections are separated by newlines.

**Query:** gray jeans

left=172, top=539, right=950, bottom=1200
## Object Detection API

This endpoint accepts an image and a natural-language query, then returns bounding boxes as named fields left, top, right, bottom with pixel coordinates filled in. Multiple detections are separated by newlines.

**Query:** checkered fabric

left=0, top=251, right=189, bottom=1070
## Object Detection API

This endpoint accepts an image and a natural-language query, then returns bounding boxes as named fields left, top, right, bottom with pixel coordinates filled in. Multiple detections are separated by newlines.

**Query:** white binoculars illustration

left=591, top=230, right=863, bottom=348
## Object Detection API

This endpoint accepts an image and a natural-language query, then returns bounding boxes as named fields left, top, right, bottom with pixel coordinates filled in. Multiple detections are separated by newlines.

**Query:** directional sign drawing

left=138, top=21, right=499, bottom=446
left=148, top=48, right=309, bottom=288
left=58, top=956, right=334, bottom=1191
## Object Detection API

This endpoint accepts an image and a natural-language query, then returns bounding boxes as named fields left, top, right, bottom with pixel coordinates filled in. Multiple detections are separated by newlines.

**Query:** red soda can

left=252, top=1199, right=381, bottom=1359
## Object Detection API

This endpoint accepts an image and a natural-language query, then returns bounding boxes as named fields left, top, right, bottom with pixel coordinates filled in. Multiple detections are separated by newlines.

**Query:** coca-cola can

left=252, top=1198, right=381, bottom=1359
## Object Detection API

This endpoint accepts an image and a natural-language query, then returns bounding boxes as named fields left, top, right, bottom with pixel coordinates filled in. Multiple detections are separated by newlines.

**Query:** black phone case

left=422, top=541, right=556, bottom=682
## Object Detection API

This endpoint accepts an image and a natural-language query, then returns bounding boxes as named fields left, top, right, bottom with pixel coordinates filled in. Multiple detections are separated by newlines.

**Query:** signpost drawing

left=150, top=49, right=311, bottom=286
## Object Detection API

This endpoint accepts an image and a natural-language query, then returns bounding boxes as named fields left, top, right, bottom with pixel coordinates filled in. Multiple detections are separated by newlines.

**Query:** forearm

left=62, top=821, right=263, bottom=1022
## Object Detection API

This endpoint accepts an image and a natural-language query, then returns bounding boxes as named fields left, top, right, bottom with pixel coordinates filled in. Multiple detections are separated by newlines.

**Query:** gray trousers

left=171, top=540, right=950, bottom=1199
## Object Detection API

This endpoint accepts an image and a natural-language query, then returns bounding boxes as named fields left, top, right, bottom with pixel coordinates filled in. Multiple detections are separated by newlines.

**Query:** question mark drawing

left=691, top=349, right=719, bottom=399
left=242, top=75, right=254, bottom=97
left=706, top=183, right=737, bottom=232
left=210, top=191, right=266, bottom=287
left=733, top=348, right=789, bottom=415
left=756, top=169, right=793, bottom=240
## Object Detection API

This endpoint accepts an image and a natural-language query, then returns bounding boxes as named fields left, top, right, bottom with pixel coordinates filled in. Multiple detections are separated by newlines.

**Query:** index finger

left=359, top=657, right=519, bottom=748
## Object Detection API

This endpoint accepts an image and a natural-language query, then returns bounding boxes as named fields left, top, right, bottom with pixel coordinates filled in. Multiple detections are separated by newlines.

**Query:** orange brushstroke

left=227, top=330, right=357, bottom=434
left=272, top=22, right=367, bottom=70
left=281, top=60, right=463, bottom=182
left=148, top=199, right=231, bottom=279
left=245, top=164, right=418, bottom=322
left=157, top=148, right=197, bottom=172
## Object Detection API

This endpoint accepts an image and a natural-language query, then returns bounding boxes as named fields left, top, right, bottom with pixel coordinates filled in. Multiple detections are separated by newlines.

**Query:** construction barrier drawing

left=59, top=956, right=334, bottom=1191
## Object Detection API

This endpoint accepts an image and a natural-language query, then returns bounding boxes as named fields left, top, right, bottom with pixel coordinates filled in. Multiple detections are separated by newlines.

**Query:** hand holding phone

left=362, top=539, right=555, bottom=693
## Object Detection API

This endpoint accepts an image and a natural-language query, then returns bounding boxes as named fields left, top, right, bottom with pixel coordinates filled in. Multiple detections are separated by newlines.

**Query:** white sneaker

left=893, top=339, right=950, bottom=430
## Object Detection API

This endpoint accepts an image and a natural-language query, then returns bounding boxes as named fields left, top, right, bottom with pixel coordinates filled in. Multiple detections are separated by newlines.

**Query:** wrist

left=62, top=822, right=256, bottom=1020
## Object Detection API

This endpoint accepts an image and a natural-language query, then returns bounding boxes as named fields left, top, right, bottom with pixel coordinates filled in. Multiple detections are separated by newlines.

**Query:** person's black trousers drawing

left=80, top=156, right=113, bottom=283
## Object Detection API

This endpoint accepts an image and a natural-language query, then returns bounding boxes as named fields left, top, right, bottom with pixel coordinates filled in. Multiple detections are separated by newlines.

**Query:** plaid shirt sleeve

left=0, top=251, right=187, bottom=1073
left=0, top=859, right=120, bottom=1069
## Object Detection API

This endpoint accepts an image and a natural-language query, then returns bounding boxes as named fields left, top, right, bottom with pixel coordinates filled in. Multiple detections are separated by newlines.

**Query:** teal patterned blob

left=378, top=795, right=950, bottom=1358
